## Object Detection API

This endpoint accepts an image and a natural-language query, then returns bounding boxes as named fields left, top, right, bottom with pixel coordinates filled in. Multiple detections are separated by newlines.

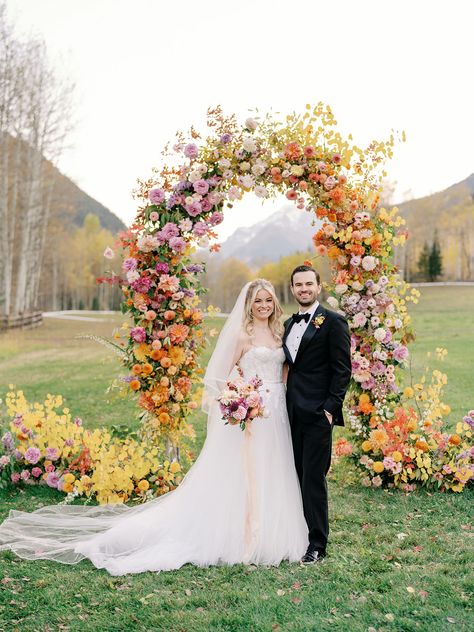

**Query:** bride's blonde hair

left=242, top=279, right=284, bottom=341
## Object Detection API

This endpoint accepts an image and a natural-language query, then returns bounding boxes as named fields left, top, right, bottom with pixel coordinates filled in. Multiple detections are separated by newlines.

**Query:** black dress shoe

left=301, top=547, right=326, bottom=564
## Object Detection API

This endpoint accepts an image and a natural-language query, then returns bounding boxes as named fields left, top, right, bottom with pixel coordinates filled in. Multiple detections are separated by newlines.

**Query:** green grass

left=0, top=288, right=473, bottom=631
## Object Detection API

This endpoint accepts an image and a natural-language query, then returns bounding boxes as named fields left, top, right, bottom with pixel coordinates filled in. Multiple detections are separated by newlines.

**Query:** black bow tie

left=291, top=312, right=310, bottom=324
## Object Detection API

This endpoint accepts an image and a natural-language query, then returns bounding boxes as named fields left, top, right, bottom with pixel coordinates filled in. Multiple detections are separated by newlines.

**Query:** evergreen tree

left=429, top=231, right=443, bottom=281
left=417, top=242, right=430, bottom=280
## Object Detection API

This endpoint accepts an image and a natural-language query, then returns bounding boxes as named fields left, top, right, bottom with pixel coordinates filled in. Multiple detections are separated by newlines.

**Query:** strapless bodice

left=238, top=346, right=285, bottom=383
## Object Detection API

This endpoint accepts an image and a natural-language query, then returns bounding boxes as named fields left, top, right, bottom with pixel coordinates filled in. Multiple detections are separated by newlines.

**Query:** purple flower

left=74, top=417, right=82, bottom=426
left=185, top=264, right=203, bottom=274
left=209, top=211, right=224, bottom=226
left=166, top=194, right=180, bottom=209
left=24, top=447, right=41, bottom=464
left=174, top=181, right=192, bottom=192
left=122, top=257, right=137, bottom=272
left=149, top=188, right=165, bottom=204
left=182, top=288, right=196, bottom=297
left=130, top=277, right=152, bottom=293
left=155, top=262, right=169, bottom=274
left=193, top=179, right=210, bottom=195
left=192, top=221, right=208, bottom=237
left=370, top=360, right=386, bottom=376
left=463, top=414, right=474, bottom=430
left=220, top=133, right=232, bottom=144
left=46, top=472, right=60, bottom=489
left=64, top=438, right=74, bottom=447
left=161, top=222, right=180, bottom=241
left=45, top=447, right=59, bottom=461
left=184, top=143, right=199, bottom=159
left=131, top=327, right=147, bottom=343
left=1, top=431, right=14, bottom=451
left=169, top=236, right=186, bottom=253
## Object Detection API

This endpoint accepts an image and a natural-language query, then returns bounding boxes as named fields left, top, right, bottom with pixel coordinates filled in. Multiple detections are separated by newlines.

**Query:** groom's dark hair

left=290, top=265, right=320, bottom=286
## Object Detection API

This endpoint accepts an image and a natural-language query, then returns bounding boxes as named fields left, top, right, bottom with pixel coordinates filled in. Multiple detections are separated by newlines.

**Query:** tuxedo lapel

left=294, top=303, right=326, bottom=364
left=282, top=318, right=295, bottom=365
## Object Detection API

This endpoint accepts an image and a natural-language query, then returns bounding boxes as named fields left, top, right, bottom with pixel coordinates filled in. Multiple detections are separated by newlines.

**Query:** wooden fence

left=0, top=311, right=43, bottom=331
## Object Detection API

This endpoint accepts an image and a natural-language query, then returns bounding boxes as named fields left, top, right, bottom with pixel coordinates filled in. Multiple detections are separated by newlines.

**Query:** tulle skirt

left=0, top=384, right=308, bottom=575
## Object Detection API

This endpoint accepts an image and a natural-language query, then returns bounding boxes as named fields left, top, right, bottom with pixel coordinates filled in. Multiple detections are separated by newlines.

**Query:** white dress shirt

left=285, top=301, right=319, bottom=362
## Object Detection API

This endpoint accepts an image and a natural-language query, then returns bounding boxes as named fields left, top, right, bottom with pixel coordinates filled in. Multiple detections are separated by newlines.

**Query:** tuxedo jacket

left=283, top=303, right=351, bottom=427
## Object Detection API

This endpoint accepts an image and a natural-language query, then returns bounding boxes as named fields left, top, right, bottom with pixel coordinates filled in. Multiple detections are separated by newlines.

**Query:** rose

left=192, top=221, right=208, bottom=237
left=31, top=467, right=42, bottom=477
left=362, top=256, right=378, bottom=271
left=193, top=179, right=209, bottom=195
left=246, top=392, right=261, bottom=408
left=209, top=211, right=224, bottom=226
left=149, top=188, right=165, bottom=204
left=245, top=117, right=258, bottom=131
left=24, top=446, right=41, bottom=464
left=184, top=143, right=198, bottom=158
left=232, top=405, right=248, bottom=421
left=169, top=236, right=186, bottom=253
left=179, top=219, right=192, bottom=232
left=11, top=472, right=21, bottom=483
left=46, top=472, right=60, bottom=488
left=238, top=175, right=254, bottom=188
left=186, top=201, right=202, bottom=217
left=242, top=137, right=257, bottom=153
left=254, top=185, right=269, bottom=198
left=149, top=211, right=159, bottom=221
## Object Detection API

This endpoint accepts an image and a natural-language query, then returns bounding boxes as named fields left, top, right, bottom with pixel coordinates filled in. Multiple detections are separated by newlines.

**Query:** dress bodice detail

left=238, top=346, right=285, bottom=383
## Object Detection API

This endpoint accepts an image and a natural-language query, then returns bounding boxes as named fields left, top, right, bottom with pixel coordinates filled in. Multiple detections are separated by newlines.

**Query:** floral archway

left=2, top=105, right=471, bottom=503
left=115, top=105, right=472, bottom=494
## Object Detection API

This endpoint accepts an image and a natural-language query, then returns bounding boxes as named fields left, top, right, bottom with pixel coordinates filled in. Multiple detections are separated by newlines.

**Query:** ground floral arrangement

left=1, top=104, right=472, bottom=503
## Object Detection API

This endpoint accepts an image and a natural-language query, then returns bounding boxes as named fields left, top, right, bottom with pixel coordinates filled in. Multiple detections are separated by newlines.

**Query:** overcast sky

left=6, top=0, right=474, bottom=239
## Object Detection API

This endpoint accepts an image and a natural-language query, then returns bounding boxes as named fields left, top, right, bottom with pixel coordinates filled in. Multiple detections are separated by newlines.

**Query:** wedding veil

left=201, top=281, right=251, bottom=413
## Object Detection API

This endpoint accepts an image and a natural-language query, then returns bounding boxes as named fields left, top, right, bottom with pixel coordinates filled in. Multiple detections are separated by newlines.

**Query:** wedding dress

left=0, top=345, right=308, bottom=575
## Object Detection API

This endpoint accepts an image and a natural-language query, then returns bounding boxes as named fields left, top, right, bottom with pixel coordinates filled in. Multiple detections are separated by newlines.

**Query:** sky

left=5, top=0, right=474, bottom=240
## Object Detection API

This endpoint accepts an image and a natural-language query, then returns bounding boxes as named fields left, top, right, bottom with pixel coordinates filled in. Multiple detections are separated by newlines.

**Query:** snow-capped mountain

left=219, top=205, right=321, bottom=265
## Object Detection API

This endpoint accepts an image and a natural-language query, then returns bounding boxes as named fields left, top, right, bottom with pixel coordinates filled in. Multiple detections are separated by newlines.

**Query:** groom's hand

left=324, top=410, right=333, bottom=425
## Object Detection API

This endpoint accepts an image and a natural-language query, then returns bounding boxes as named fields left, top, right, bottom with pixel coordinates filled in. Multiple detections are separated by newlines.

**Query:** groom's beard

left=296, top=294, right=318, bottom=309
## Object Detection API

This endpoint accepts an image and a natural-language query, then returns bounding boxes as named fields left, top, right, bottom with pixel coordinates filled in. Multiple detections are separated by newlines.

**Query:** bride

left=0, top=279, right=308, bottom=575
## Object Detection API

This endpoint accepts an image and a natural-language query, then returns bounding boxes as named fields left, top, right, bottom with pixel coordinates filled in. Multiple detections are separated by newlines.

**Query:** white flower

left=239, top=161, right=251, bottom=172
left=291, top=165, right=304, bottom=177
left=374, top=327, right=387, bottom=342
left=218, top=158, right=231, bottom=169
left=245, top=117, right=258, bottom=131
left=137, top=234, right=160, bottom=252
left=370, top=316, right=380, bottom=327
left=362, top=256, right=378, bottom=271
left=189, top=170, right=203, bottom=183
left=352, top=281, right=364, bottom=291
left=254, top=185, right=269, bottom=198
left=179, top=219, right=193, bottom=232
left=228, top=186, right=242, bottom=201
left=335, top=284, right=348, bottom=295
left=394, top=318, right=403, bottom=329
left=242, top=137, right=257, bottom=153
left=126, top=270, right=140, bottom=283
left=103, top=247, right=114, bottom=259
left=198, top=237, right=209, bottom=248
left=223, top=169, right=233, bottom=180
left=238, top=175, right=254, bottom=189
left=252, top=163, right=266, bottom=176
left=326, top=296, right=339, bottom=309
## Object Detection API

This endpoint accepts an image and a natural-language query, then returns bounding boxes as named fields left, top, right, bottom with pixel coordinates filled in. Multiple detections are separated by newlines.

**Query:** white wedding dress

left=0, top=346, right=308, bottom=575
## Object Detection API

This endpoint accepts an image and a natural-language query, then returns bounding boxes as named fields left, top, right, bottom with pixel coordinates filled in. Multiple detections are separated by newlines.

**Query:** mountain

left=219, top=205, right=321, bottom=265
left=52, top=168, right=126, bottom=234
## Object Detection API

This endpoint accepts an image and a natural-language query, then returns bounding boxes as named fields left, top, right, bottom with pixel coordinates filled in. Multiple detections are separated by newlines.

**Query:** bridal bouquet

left=217, top=375, right=266, bottom=431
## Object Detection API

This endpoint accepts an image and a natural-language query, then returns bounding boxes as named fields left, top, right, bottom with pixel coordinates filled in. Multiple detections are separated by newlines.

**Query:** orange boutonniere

left=312, top=315, right=326, bottom=329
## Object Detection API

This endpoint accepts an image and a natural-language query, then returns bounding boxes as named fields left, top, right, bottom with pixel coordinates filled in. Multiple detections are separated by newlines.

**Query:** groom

left=283, top=265, right=351, bottom=564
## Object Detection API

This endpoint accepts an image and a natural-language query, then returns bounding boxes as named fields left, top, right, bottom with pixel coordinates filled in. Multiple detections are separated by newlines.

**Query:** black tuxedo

left=283, top=303, right=351, bottom=551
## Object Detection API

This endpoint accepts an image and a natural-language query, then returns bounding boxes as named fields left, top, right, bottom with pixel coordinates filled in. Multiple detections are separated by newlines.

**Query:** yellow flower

left=170, top=461, right=181, bottom=474
left=137, top=479, right=150, bottom=491
left=392, top=451, right=403, bottom=462
left=63, top=473, right=76, bottom=484
left=403, top=387, right=414, bottom=399
left=373, top=461, right=384, bottom=474
left=362, top=440, right=372, bottom=452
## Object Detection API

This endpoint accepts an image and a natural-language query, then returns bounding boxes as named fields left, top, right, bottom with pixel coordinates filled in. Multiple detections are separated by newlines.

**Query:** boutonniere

left=312, top=315, right=326, bottom=329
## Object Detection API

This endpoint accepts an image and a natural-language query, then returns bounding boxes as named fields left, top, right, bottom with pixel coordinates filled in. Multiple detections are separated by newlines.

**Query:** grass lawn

left=0, top=286, right=473, bottom=631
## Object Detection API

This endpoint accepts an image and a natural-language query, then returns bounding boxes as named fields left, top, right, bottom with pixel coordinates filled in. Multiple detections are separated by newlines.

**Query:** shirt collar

left=299, top=301, right=319, bottom=316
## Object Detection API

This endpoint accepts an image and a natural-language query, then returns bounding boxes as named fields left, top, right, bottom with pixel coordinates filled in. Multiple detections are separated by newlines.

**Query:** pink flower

left=324, top=176, right=336, bottom=190
left=209, top=211, right=224, bottom=226
left=21, top=469, right=30, bottom=481
left=145, top=310, right=157, bottom=321
left=45, top=463, right=55, bottom=473
left=45, top=447, right=59, bottom=461
left=149, top=211, right=159, bottom=221
left=232, top=405, right=248, bottom=421
left=286, top=190, right=298, bottom=200
left=353, top=313, right=367, bottom=328
left=46, top=472, right=60, bottom=489
left=122, top=257, right=137, bottom=272
left=169, top=236, right=186, bottom=253
left=246, top=392, right=261, bottom=408
left=186, top=201, right=202, bottom=217
left=24, top=447, right=41, bottom=464
left=103, top=247, right=114, bottom=259
left=332, top=153, right=341, bottom=163
left=184, top=143, right=199, bottom=159
left=192, top=221, right=208, bottom=237
left=31, top=467, right=42, bottom=478
left=11, top=472, right=21, bottom=483
left=161, top=222, right=180, bottom=241
left=149, top=188, right=165, bottom=204
left=200, top=197, right=212, bottom=212
left=193, top=179, right=209, bottom=195
left=131, top=327, right=147, bottom=343
left=393, top=345, right=409, bottom=362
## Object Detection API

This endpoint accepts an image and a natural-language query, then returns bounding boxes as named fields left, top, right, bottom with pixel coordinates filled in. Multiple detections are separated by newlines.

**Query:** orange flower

left=132, top=364, right=142, bottom=375
left=370, top=428, right=389, bottom=449
left=272, top=173, right=283, bottom=184
left=169, top=324, right=190, bottom=344
left=415, top=440, right=429, bottom=452
left=158, top=412, right=171, bottom=425
left=130, top=379, right=141, bottom=391
left=142, top=363, right=153, bottom=376
left=169, top=346, right=185, bottom=366
left=327, top=246, right=341, bottom=259
left=284, top=142, right=302, bottom=160
left=448, top=434, right=461, bottom=446
left=164, top=310, right=176, bottom=321
left=151, top=349, right=165, bottom=361
left=329, top=187, right=345, bottom=205
left=160, top=357, right=171, bottom=369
